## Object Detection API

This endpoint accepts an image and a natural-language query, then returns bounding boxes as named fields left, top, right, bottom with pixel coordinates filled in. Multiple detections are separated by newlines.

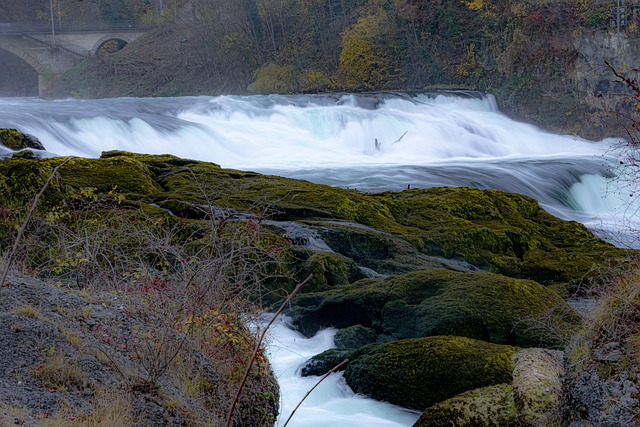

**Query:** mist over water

left=1, top=92, right=638, bottom=425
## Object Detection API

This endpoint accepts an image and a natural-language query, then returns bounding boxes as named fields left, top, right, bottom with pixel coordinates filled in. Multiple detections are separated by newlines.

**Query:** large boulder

left=295, top=250, right=365, bottom=293
left=343, top=336, right=519, bottom=410
left=413, top=384, right=518, bottom=427
left=290, top=269, right=579, bottom=348
left=511, top=348, right=565, bottom=426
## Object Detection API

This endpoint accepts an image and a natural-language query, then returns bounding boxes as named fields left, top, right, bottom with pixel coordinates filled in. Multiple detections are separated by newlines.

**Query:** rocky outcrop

left=0, top=147, right=633, bottom=425
left=289, top=269, right=579, bottom=348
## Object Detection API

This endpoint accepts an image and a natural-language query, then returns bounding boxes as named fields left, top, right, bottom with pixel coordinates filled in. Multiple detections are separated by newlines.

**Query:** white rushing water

left=1, top=92, right=638, bottom=426
left=264, top=316, right=421, bottom=427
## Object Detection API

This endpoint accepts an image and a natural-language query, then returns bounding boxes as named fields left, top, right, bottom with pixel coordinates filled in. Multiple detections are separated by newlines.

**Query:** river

left=0, top=92, right=636, bottom=426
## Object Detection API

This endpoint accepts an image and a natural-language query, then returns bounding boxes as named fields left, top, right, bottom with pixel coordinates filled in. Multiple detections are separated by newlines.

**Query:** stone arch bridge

left=0, top=22, right=156, bottom=96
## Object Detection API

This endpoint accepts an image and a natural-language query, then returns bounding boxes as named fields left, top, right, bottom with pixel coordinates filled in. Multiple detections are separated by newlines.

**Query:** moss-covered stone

left=334, top=325, right=378, bottom=349
left=414, top=384, right=518, bottom=427
left=511, top=348, right=565, bottom=426
left=0, top=152, right=625, bottom=293
left=0, top=129, right=45, bottom=151
left=343, top=336, right=519, bottom=410
left=289, top=269, right=579, bottom=348
left=297, top=250, right=364, bottom=293
left=378, top=187, right=623, bottom=291
left=59, top=156, right=159, bottom=195
left=11, top=150, right=35, bottom=159
left=300, top=348, right=353, bottom=377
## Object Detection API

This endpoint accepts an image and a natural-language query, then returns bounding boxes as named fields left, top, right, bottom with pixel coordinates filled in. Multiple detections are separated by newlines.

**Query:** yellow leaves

left=338, top=10, right=400, bottom=90
left=456, top=43, right=478, bottom=78
left=52, top=253, right=89, bottom=275
left=247, top=62, right=297, bottom=94
left=466, top=0, right=484, bottom=11
left=511, top=3, right=527, bottom=18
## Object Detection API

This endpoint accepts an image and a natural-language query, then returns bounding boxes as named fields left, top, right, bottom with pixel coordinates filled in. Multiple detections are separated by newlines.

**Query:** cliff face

left=572, top=29, right=640, bottom=134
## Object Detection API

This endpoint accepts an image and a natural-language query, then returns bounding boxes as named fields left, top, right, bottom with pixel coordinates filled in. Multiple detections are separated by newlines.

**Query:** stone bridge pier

left=0, top=23, right=153, bottom=96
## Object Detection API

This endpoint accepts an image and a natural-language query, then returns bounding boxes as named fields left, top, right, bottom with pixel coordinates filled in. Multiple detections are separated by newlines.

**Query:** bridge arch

left=0, top=44, right=44, bottom=76
left=91, top=34, right=133, bottom=56
left=0, top=47, right=39, bottom=96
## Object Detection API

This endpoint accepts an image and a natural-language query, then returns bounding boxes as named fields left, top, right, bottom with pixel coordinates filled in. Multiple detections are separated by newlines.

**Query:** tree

left=338, top=5, right=402, bottom=90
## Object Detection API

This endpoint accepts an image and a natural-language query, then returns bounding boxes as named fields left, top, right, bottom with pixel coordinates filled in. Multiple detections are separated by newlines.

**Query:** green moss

left=343, top=336, right=519, bottom=410
left=297, top=250, right=364, bottom=293
left=11, top=150, right=35, bottom=159
left=0, top=152, right=624, bottom=293
left=0, top=129, right=28, bottom=150
left=290, top=269, right=579, bottom=347
left=377, top=187, right=623, bottom=289
left=414, top=384, right=518, bottom=427
left=334, top=325, right=378, bottom=349
left=59, top=156, right=159, bottom=195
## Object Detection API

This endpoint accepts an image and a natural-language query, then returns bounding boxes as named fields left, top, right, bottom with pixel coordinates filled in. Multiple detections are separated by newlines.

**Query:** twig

left=225, top=274, right=312, bottom=427
left=393, top=131, right=408, bottom=144
left=0, top=157, right=75, bottom=288
left=282, top=358, right=349, bottom=427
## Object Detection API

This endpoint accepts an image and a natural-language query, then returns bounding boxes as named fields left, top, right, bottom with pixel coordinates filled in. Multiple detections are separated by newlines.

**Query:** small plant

left=32, top=351, right=86, bottom=392
left=8, top=305, right=42, bottom=319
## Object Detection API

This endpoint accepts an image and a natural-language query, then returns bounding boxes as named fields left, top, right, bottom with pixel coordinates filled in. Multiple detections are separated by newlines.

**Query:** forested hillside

left=1, top=0, right=638, bottom=137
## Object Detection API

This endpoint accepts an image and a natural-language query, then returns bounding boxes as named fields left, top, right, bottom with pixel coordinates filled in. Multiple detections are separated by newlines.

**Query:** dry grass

left=32, top=351, right=86, bottom=392
left=41, top=388, right=134, bottom=427
left=8, top=304, right=43, bottom=319
left=567, top=259, right=640, bottom=374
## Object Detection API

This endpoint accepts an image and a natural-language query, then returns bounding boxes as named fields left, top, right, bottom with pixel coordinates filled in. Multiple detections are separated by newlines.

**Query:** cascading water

left=1, top=92, right=637, bottom=426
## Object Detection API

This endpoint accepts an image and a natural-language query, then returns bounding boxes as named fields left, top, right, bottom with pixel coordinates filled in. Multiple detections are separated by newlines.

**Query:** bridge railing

left=0, top=21, right=157, bottom=35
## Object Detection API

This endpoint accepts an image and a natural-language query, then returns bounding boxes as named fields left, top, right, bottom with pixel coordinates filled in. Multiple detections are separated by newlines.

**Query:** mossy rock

left=297, top=250, right=365, bottom=293
left=511, top=348, right=564, bottom=426
left=378, top=187, right=623, bottom=290
left=343, top=336, right=519, bottom=410
left=413, top=384, right=518, bottom=427
left=334, top=325, right=378, bottom=349
left=0, top=129, right=45, bottom=151
left=289, top=269, right=579, bottom=348
left=59, top=156, right=159, bottom=195
left=0, top=152, right=625, bottom=293
left=11, top=150, right=35, bottom=159
left=0, top=157, right=63, bottom=206
left=300, top=348, right=353, bottom=377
